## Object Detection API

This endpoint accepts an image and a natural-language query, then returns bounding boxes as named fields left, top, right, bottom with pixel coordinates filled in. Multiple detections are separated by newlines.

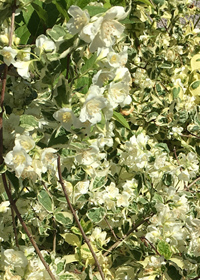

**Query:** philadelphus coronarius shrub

left=1, top=0, right=200, bottom=279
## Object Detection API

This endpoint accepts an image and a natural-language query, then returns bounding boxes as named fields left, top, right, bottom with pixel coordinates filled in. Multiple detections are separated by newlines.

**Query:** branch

left=104, top=215, right=152, bottom=257
left=2, top=173, right=57, bottom=280
left=57, top=156, right=105, bottom=280
left=9, top=181, right=19, bottom=248
left=187, top=176, right=200, bottom=189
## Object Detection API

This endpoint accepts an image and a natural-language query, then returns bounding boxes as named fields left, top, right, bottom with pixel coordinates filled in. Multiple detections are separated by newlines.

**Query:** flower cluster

left=0, top=1, right=200, bottom=280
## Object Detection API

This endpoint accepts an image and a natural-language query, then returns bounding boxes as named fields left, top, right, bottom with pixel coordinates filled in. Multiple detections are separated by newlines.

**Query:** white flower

left=90, top=227, right=109, bottom=246
left=116, top=191, right=130, bottom=207
left=13, top=60, right=32, bottom=79
left=41, top=148, right=57, bottom=172
left=53, top=108, right=81, bottom=131
left=15, top=134, right=35, bottom=152
left=75, top=180, right=89, bottom=194
left=0, top=201, right=10, bottom=213
left=79, top=85, right=108, bottom=124
left=92, top=69, right=115, bottom=87
left=1, top=46, right=18, bottom=66
left=113, top=67, right=131, bottom=84
left=67, top=5, right=90, bottom=35
left=80, top=6, right=127, bottom=52
left=3, top=249, right=28, bottom=268
left=35, top=35, right=55, bottom=55
left=4, top=143, right=32, bottom=178
left=108, top=81, right=131, bottom=108
left=107, top=47, right=128, bottom=68
left=75, top=145, right=102, bottom=166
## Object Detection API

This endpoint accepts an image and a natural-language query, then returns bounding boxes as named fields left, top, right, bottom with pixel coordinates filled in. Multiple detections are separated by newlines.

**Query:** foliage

left=0, top=0, right=200, bottom=279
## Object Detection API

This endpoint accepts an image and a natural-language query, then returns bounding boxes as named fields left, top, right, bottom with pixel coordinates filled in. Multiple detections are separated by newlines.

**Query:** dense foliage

left=0, top=0, right=200, bottom=279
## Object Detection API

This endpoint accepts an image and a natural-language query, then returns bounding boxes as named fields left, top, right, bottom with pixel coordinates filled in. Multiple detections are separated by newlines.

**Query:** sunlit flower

left=53, top=108, right=81, bottom=131
left=4, top=143, right=32, bottom=178
left=67, top=5, right=90, bottom=35
left=35, top=35, right=55, bottom=55
left=1, top=46, right=17, bottom=66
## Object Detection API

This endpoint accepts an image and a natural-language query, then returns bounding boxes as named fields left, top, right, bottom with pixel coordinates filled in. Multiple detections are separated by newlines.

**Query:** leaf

left=81, top=53, right=98, bottom=75
left=15, top=25, right=30, bottom=44
left=157, top=240, right=172, bottom=260
left=60, top=233, right=80, bottom=246
left=155, top=143, right=170, bottom=153
left=80, top=219, right=93, bottom=233
left=162, top=173, right=173, bottom=186
left=137, top=0, right=154, bottom=8
left=84, top=6, right=107, bottom=17
left=0, top=163, right=7, bottom=174
left=48, top=126, right=69, bottom=148
left=52, top=0, right=68, bottom=20
left=62, top=254, right=78, bottom=264
left=54, top=76, right=70, bottom=107
left=47, top=25, right=68, bottom=41
left=146, top=123, right=159, bottom=135
left=191, top=54, right=200, bottom=71
left=165, top=262, right=183, bottom=280
left=172, top=87, right=180, bottom=99
left=55, top=211, right=73, bottom=225
left=87, top=207, right=106, bottom=223
left=6, top=171, right=19, bottom=192
left=38, top=190, right=53, bottom=213
left=190, top=80, right=200, bottom=96
left=20, top=115, right=38, bottom=130
left=31, top=2, right=48, bottom=23
left=113, top=111, right=130, bottom=130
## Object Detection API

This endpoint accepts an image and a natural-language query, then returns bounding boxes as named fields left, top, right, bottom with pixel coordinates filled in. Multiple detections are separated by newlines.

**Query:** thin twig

left=2, top=173, right=57, bottom=280
left=9, top=182, right=19, bottom=248
left=104, top=217, right=119, bottom=241
left=140, top=236, right=161, bottom=256
left=57, top=156, right=105, bottom=280
left=103, top=216, right=152, bottom=257
left=187, top=176, right=200, bottom=189
left=53, top=217, right=57, bottom=253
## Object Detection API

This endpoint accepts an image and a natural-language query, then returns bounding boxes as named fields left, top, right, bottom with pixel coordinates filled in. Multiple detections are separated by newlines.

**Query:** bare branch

left=57, top=156, right=105, bottom=280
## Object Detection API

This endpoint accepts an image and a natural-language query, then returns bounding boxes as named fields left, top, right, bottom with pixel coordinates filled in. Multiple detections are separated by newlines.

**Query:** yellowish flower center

left=62, top=112, right=72, bottom=123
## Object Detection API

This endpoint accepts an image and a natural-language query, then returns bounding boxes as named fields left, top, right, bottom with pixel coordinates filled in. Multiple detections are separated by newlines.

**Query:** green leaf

left=155, top=143, right=170, bottom=153
left=48, top=127, right=69, bottom=148
left=137, top=0, right=154, bottom=8
left=54, top=76, right=70, bottom=107
left=0, top=163, right=7, bottom=174
left=87, top=207, right=106, bottom=223
left=6, top=171, right=19, bottom=192
left=81, top=53, right=98, bottom=75
left=20, top=115, right=38, bottom=130
left=76, top=77, right=90, bottom=94
left=191, top=80, right=200, bottom=90
left=80, top=219, right=93, bottom=233
left=15, top=25, right=30, bottom=44
left=31, top=2, right=48, bottom=23
left=157, top=241, right=172, bottom=260
left=74, top=0, right=92, bottom=9
left=38, top=190, right=53, bottom=213
left=162, top=173, right=173, bottom=186
left=172, top=87, right=180, bottom=99
left=165, top=262, right=182, bottom=280
left=55, top=211, right=73, bottom=225
left=84, top=6, right=107, bottom=17
left=47, top=25, right=68, bottom=41
left=52, top=0, right=68, bottom=20
left=146, top=123, right=159, bottom=135
left=113, top=111, right=130, bottom=130
left=152, top=0, right=165, bottom=6
left=60, top=233, right=80, bottom=246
